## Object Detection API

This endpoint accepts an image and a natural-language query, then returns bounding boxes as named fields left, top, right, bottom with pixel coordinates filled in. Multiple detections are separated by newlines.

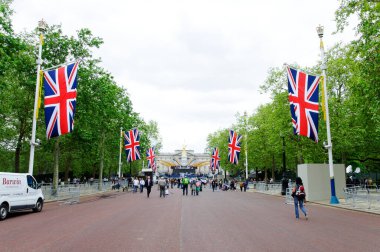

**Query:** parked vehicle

left=0, top=172, right=44, bottom=220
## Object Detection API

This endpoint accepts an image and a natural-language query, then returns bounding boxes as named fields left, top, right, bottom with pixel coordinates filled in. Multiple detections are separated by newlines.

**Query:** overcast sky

left=11, top=0, right=355, bottom=153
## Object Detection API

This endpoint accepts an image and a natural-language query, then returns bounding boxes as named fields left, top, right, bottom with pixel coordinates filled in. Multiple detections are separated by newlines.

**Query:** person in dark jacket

left=145, top=176, right=154, bottom=198
left=211, top=179, right=217, bottom=192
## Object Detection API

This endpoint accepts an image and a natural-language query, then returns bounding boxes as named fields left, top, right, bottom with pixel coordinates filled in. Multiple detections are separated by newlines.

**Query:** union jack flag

left=124, top=128, right=141, bottom=162
left=146, top=147, right=156, bottom=171
left=43, top=62, right=79, bottom=139
left=286, top=66, right=320, bottom=142
left=228, top=130, right=242, bottom=165
left=210, top=148, right=220, bottom=170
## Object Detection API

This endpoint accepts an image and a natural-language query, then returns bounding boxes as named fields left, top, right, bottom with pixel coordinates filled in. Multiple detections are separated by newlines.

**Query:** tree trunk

left=92, top=163, right=96, bottom=178
left=272, top=154, right=275, bottom=181
left=98, top=131, right=105, bottom=191
left=53, top=138, right=60, bottom=192
left=14, top=134, right=23, bottom=173
left=341, top=152, right=347, bottom=166
left=264, top=166, right=268, bottom=183
left=14, top=118, right=26, bottom=173
left=64, top=155, right=71, bottom=183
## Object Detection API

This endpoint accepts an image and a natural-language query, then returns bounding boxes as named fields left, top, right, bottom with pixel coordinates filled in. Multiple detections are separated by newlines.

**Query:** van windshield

left=27, top=175, right=38, bottom=189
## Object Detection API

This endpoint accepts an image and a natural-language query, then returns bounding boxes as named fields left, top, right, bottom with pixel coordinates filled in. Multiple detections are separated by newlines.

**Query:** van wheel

left=0, top=204, right=8, bottom=220
left=33, top=199, right=43, bottom=212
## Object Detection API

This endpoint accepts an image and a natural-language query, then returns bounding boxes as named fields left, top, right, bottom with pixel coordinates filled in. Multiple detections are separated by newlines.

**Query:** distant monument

left=181, top=145, right=187, bottom=166
left=156, top=147, right=210, bottom=176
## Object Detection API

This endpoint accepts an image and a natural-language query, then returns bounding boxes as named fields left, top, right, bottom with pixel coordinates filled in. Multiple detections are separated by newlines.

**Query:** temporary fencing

left=285, top=187, right=294, bottom=205
left=343, top=186, right=380, bottom=210
left=42, top=182, right=112, bottom=202
left=256, top=182, right=282, bottom=195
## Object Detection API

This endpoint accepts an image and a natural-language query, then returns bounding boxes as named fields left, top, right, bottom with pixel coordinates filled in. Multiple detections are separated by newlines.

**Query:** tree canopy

left=0, top=1, right=161, bottom=180
left=206, top=0, right=380, bottom=180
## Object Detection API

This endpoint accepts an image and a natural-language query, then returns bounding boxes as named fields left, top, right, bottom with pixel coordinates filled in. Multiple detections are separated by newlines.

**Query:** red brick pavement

left=0, top=187, right=379, bottom=252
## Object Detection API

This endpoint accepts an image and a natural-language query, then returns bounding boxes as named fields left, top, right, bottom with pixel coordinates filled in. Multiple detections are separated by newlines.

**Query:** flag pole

left=244, top=111, right=249, bottom=180
left=317, top=25, right=339, bottom=204
left=118, top=127, right=123, bottom=178
left=28, top=19, right=47, bottom=175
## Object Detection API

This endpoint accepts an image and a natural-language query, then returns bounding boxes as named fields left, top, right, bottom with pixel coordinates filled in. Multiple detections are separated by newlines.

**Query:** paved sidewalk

left=252, top=189, right=380, bottom=215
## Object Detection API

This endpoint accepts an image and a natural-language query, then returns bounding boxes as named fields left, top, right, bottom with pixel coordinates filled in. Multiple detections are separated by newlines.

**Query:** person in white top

left=133, top=178, right=139, bottom=193
left=139, top=178, right=145, bottom=193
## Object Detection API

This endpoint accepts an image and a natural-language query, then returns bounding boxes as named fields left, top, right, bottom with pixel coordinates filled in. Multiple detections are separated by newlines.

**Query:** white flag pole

left=118, top=127, right=123, bottom=178
left=317, top=25, right=339, bottom=204
left=244, top=111, right=249, bottom=180
left=28, top=19, right=47, bottom=175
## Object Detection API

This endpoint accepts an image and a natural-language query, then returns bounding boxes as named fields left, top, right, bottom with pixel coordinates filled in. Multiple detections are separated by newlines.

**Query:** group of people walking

left=130, top=176, right=154, bottom=197
left=126, top=174, right=308, bottom=221
left=179, top=177, right=203, bottom=196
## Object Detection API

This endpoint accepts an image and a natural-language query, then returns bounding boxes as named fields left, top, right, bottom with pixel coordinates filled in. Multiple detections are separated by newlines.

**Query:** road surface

left=1, top=186, right=379, bottom=252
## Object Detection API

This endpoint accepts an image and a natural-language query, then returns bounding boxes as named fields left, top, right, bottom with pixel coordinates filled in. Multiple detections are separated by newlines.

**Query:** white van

left=0, top=172, right=44, bottom=220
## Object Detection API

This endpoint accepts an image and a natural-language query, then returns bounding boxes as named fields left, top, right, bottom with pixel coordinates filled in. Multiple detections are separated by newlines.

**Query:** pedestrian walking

left=133, top=177, right=139, bottom=193
left=158, top=177, right=166, bottom=198
left=244, top=179, right=248, bottom=192
left=139, top=178, right=145, bottom=193
left=182, top=176, right=189, bottom=196
left=190, top=179, right=195, bottom=196
left=145, top=176, right=153, bottom=198
left=195, top=180, right=201, bottom=195
left=211, top=179, right=216, bottom=192
left=292, top=177, right=308, bottom=220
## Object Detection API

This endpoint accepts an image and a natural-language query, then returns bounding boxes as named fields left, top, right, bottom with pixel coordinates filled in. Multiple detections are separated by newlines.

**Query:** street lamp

left=244, top=111, right=249, bottom=180
left=29, top=19, right=47, bottom=175
left=118, top=127, right=123, bottom=178
left=316, top=24, right=339, bottom=204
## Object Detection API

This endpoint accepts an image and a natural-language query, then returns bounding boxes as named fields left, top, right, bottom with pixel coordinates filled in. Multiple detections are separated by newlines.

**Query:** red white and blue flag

left=43, top=62, right=79, bottom=139
left=228, top=130, right=242, bottom=165
left=286, top=66, right=320, bottom=142
left=146, top=147, right=156, bottom=171
left=210, top=148, right=220, bottom=171
left=124, top=128, right=141, bottom=162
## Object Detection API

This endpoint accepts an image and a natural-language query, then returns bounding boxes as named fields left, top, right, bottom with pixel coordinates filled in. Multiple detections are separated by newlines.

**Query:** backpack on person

left=296, top=185, right=306, bottom=200
left=291, top=185, right=305, bottom=199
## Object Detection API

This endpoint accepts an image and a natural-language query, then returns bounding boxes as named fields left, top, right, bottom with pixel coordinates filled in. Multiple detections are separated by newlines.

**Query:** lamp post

left=28, top=19, right=47, bottom=175
left=316, top=25, right=339, bottom=204
left=118, top=127, right=123, bottom=178
left=244, top=112, right=248, bottom=180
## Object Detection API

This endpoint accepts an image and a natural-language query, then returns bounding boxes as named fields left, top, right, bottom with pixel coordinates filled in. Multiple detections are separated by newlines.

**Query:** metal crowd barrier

left=256, top=182, right=282, bottom=195
left=285, top=187, right=294, bottom=205
left=247, top=182, right=256, bottom=190
left=41, top=182, right=113, bottom=202
left=59, top=187, right=80, bottom=204
left=343, top=186, right=380, bottom=209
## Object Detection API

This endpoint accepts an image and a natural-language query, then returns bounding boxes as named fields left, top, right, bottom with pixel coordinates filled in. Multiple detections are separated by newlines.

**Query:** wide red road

left=1, top=186, right=379, bottom=252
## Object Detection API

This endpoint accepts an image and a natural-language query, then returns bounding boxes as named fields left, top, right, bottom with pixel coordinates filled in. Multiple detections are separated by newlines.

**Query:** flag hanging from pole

left=228, top=130, right=242, bottom=165
left=43, top=61, right=79, bottom=139
left=146, top=147, right=156, bottom=171
left=124, top=128, right=141, bottom=162
left=210, top=148, right=220, bottom=171
left=320, top=76, right=326, bottom=121
left=286, top=66, right=320, bottom=142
